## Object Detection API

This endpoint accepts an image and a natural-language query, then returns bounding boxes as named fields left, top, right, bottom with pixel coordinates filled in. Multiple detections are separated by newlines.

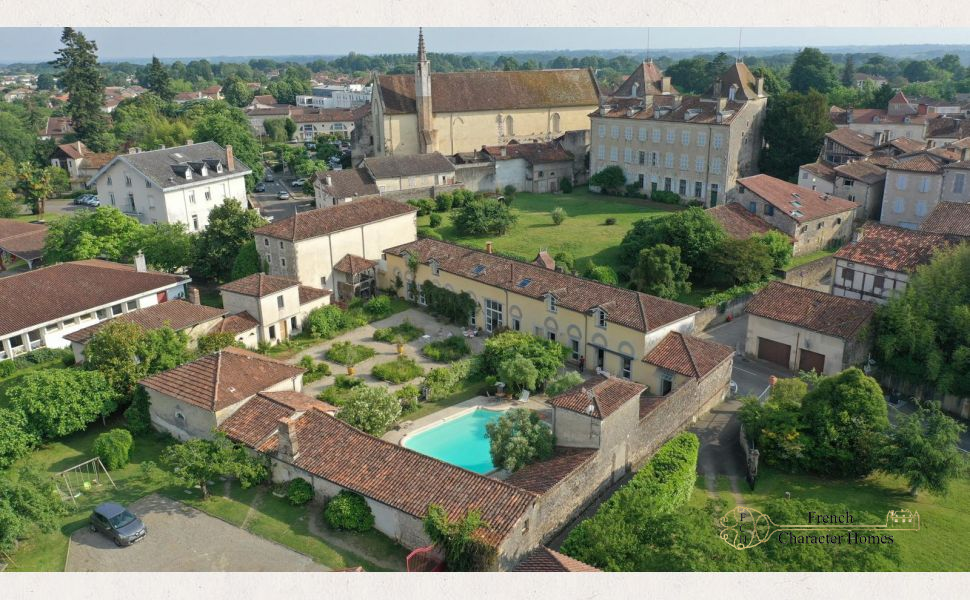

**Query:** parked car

left=74, top=194, right=97, bottom=206
left=291, top=178, right=306, bottom=187
left=304, top=142, right=316, bottom=150
left=254, top=183, right=266, bottom=193
left=277, top=190, right=290, bottom=200
left=264, top=173, right=275, bottom=182
left=90, top=502, right=147, bottom=546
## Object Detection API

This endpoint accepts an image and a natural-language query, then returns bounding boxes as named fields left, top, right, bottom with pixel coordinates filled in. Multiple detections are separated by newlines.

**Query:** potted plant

left=393, top=334, right=406, bottom=356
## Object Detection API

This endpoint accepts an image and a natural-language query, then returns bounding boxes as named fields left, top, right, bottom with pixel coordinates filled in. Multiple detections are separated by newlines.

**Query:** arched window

left=505, top=115, right=514, bottom=137
left=552, top=112, right=561, bottom=133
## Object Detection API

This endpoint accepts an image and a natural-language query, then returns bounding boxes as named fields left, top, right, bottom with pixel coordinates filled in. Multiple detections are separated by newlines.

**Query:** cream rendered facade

left=880, top=169, right=945, bottom=229
left=744, top=314, right=863, bottom=376
left=92, top=160, right=249, bottom=231
left=220, top=285, right=329, bottom=346
left=372, top=170, right=452, bottom=193
left=256, top=211, right=417, bottom=292
left=589, top=99, right=766, bottom=207
left=374, top=106, right=594, bottom=157
left=381, top=254, right=697, bottom=385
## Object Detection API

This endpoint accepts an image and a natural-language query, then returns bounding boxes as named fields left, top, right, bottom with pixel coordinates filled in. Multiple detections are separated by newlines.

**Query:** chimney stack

left=226, top=145, right=235, bottom=171
left=661, top=76, right=671, bottom=94
left=852, top=229, right=864, bottom=243
left=277, top=416, right=301, bottom=461
left=134, top=252, right=147, bottom=273
left=325, top=175, right=333, bottom=186
left=189, top=287, right=201, bottom=305
left=486, top=241, right=493, bottom=254
left=962, top=147, right=970, bottom=162
left=756, top=76, right=765, bottom=97
left=846, top=107, right=854, bottom=124
left=599, top=104, right=609, bottom=117
left=873, top=130, right=883, bottom=146
left=713, top=79, right=722, bottom=99
left=884, top=129, right=892, bottom=144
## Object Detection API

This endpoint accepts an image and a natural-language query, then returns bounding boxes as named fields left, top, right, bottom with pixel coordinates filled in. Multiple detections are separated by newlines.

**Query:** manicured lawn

left=419, top=188, right=680, bottom=271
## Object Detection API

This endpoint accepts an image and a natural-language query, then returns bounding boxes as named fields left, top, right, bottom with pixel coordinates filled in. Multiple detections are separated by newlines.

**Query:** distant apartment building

left=296, top=83, right=372, bottom=109
left=589, top=59, right=767, bottom=207
left=830, top=91, right=948, bottom=142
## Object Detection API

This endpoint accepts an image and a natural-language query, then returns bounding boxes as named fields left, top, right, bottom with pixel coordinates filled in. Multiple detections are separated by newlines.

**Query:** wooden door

left=757, top=337, right=791, bottom=368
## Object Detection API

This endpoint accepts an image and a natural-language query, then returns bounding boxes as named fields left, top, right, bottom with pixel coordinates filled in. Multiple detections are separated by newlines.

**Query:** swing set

left=52, top=457, right=116, bottom=509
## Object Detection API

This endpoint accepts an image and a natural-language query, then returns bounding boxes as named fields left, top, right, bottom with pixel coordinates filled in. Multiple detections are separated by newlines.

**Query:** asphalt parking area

left=66, top=494, right=328, bottom=572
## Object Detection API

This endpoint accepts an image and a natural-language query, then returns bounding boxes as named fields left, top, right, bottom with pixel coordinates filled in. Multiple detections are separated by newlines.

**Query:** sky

left=2, top=27, right=970, bottom=63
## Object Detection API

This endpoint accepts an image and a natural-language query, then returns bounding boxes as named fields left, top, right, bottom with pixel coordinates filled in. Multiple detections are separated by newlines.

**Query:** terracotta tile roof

left=533, top=250, right=555, bottom=270
left=830, top=108, right=934, bottom=126
left=834, top=223, right=954, bottom=272
left=887, top=151, right=948, bottom=174
left=709, top=61, right=763, bottom=101
left=512, top=546, right=600, bottom=572
left=362, top=152, right=455, bottom=179
left=745, top=281, right=875, bottom=340
left=83, top=152, right=117, bottom=170
left=0, top=260, right=187, bottom=337
left=639, top=394, right=666, bottom=420
left=707, top=203, right=786, bottom=240
left=315, top=168, right=379, bottom=199
left=548, top=375, right=645, bottom=419
left=0, top=219, right=47, bottom=263
left=333, top=254, right=377, bottom=275
left=920, top=202, right=970, bottom=238
left=736, top=174, right=857, bottom=223
left=592, top=94, right=748, bottom=124
left=252, top=94, right=278, bottom=105
left=884, top=137, right=926, bottom=154
left=216, top=311, right=260, bottom=334
left=800, top=160, right=837, bottom=183
left=63, top=300, right=227, bottom=344
left=642, top=332, right=734, bottom=379
left=56, top=141, right=90, bottom=160
left=482, top=141, right=573, bottom=165
left=833, top=160, right=887, bottom=184
left=298, top=285, right=331, bottom=304
left=41, top=116, right=74, bottom=137
left=230, top=407, right=536, bottom=547
left=219, top=392, right=337, bottom=448
left=140, top=347, right=304, bottom=412
left=378, top=69, right=600, bottom=115
left=384, top=239, right=698, bottom=333
left=254, top=196, right=417, bottom=242
left=826, top=128, right=876, bottom=155
left=613, top=60, right=674, bottom=97
left=504, top=447, right=598, bottom=494
left=245, top=106, right=292, bottom=117
left=220, top=273, right=299, bottom=298
left=926, top=117, right=970, bottom=140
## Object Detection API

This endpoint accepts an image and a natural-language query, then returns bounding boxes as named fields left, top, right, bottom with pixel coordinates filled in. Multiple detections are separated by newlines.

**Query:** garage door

left=757, top=337, right=791, bottom=368
left=798, top=349, right=826, bottom=374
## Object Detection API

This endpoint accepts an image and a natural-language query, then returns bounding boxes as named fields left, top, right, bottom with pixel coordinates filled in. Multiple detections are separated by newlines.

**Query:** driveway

left=66, top=494, right=328, bottom=572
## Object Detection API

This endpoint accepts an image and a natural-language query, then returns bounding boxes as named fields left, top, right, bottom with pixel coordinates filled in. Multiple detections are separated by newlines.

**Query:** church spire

left=418, top=27, right=427, bottom=62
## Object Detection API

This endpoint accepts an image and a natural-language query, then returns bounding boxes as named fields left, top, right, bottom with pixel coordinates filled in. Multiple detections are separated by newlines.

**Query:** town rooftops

left=220, top=273, right=300, bottom=298
left=0, top=218, right=47, bottom=263
left=926, top=116, right=970, bottom=140
left=333, top=254, right=377, bottom=275
left=140, top=346, right=304, bottom=412
left=830, top=107, right=935, bottom=126
left=826, top=128, right=876, bottom=155
left=920, top=202, right=970, bottom=238
left=0, top=259, right=187, bottom=338
left=89, top=141, right=252, bottom=189
left=252, top=94, right=278, bottom=106
left=736, top=174, right=858, bottom=223
left=512, top=546, right=600, bottom=572
left=547, top=375, right=646, bottom=420
left=613, top=60, right=674, bottom=97
left=362, top=152, right=455, bottom=179
left=745, top=281, right=875, bottom=340
left=709, top=60, right=764, bottom=102
left=298, top=286, right=331, bottom=305
left=377, top=68, right=600, bottom=115
left=219, top=392, right=337, bottom=448
left=482, top=141, right=573, bottom=165
left=799, top=160, right=837, bottom=183
left=887, top=151, right=952, bottom=174
left=592, top=94, right=748, bottom=125
left=834, top=159, right=887, bottom=184
left=384, top=238, right=698, bottom=333
left=253, top=196, right=417, bottom=242
left=315, top=167, right=379, bottom=199
left=63, top=299, right=226, bottom=344
left=291, top=107, right=359, bottom=123
left=706, top=203, right=786, bottom=240
left=41, top=116, right=74, bottom=137
left=834, top=223, right=954, bottom=273
left=642, top=332, right=734, bottom=379
left=223, top=405, right=536, bottom=547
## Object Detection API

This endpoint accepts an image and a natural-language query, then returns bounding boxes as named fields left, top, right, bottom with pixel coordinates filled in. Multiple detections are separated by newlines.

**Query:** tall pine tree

left=51, top=28, right=108, bottom=149
left=145, top=56, right=174, bottom=101
left=841, top=55, right=856, bottom=88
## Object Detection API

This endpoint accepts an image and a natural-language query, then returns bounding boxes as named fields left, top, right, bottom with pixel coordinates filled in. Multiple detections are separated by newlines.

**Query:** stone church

left=371, top=29, right=602, bottom=156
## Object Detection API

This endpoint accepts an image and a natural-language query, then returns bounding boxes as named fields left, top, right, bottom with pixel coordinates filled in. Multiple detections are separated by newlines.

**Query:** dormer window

left=548, top=295, right=557, bottom=313
left=430, top=259, right=440, bottom=276
left=597, top=309, right=607, bottom=328
left=216, top=163, right=223, bottom=173
left=184, top=169, right=192, bottom=180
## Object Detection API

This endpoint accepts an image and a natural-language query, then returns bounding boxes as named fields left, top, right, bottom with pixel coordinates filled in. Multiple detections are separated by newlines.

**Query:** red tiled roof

left=888, top=152, right=948, bottom=174
left=41, top=116, right=74, bottom=137
left=0, top=219, right=47, bottom=262
left=291, top=108, right=357, bottom=123
left=315, top=168, right=379, bottom=199
left=642, top=332, right=734, bottom=378
left=298, top=285, right=331, bottom=305
left=219, top=273, right=299, bottom=298
left=140, top=346, right=304, bottom=412
left=613, top=60, right=674, bottom=97
left=384, top=239, right=698, bottom=333
left=830, top=108, right=934, bottom=126
left=227, top=407, right=536, bottom=547
left=504, top=447, right=597, bottom=494
left=799, top=160, right=837, bottom=183
left=216, top=311, right=260, bottom=334
left=63, top=299, right=226, bottom=344
left=0, top=260, right=186, bottom=337
left=834, top=223, right=954, bottom=272
left=736, top=174, right=857, bottom=223
left=377, top=69, right=600, bottom=115
left=825, top=128, right=876, bottom=156
left=834, top=160, right=887, bottom=184
left=219, top=392, right=337, bottom=448
left=254, top=196, right=416, bottom=242
left=512, top=546, right=600, bottom=572
left=533, top=251, right=555, bottom=270
left=920, top=202, right=970, bottom=238
left=706, top=203, right=785, bottom=240
left=548, top=375, right=645, bottom=419
left=56, top=141, right=90, bottom=160
left=252, top=94, right=277, bottom=105
left=745, top=281, right=875, bottom=340
left=333, top=254, right=377, bottom=275
left=482, top=141, right=573, bottom=165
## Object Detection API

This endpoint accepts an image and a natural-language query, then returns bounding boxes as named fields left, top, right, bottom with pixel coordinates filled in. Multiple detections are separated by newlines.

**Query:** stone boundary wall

left=694, top=293, right=754, bottom=332
left=782, top=255, right=834, bottom=292
left=381, top=183, right=465, bottom=203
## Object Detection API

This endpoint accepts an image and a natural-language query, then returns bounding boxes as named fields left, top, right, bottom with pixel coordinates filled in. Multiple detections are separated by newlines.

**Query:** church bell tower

left=415, top=28, right=437, bottom=153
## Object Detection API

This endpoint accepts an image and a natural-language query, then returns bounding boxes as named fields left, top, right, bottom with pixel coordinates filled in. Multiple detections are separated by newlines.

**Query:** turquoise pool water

left=402, top=409, right=504, bottom=474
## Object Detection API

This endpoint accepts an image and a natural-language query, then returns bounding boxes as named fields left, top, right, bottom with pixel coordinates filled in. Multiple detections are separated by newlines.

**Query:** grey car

left=90, top=502, right=147, bottom=546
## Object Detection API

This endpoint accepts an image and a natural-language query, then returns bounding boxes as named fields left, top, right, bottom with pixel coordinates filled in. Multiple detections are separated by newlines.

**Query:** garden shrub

left=324, top=490, right=374, bottom=532
left=479, top=331, right=567, bottom=389
left=551, top=207, right=566, bottom=225
left=373, top=320, right=424, bottom=343
left=8, top=370, right=120, bottom=441
left=423, top=504, right=496, bottom=572
left=435, top=193, right=453, bottom=212
left=417, top=226, right=443, bottom=240
left=625, top=183, right=644, bottom=197
left=371, top=356, right=425, bottom=384
left=306, top=305, right=356, bottom=339
left=589, top=166, right=626, bottom=194
left=363, top=295, right=393, bottom=319
left=587, top=265, right=619, bottom=285
left=325, top=341, right=376, bottom=366
left=0, top=362, right=16, bottom=378
left=422, top=358, right=473, bottom=399
left=197, top=332, right=242, bottom=355
left=429, top=213, right=443, bottom=228
left=0, top=408, right=37, bottom=469
left=420, top=281, right=477, bottom=324
left=452, top=197, right=517, bottom=236
left=650, top=190, right=682, bottom=205
left=700, top=281, right=770, bottom=308
left=605, top=217, right=617, bottom=226
left=485, top=408, right=555, bottom=472
left=123, top=387, right=153, bottom=434
left=337, top=385, right=401, bottom=436
left=396, top=384, right=421, bottom=413
left=286, top=478, right=315, bottom=506
left=422, top=336, right=470, bottom=362
left=498, top=355, right=540, bottom=392
left=317, top=375, right=365, bottom=406
left=407, top=198, right=436, bottom=216
left=299, top=356, right=331, bottom=384
left=545, top=371, right=585, bottom=397
left=553, top=250, right=575, bottom=273
left=93, top=428, right=134, bottom=470
left=560, top=177, right=573, bottom=193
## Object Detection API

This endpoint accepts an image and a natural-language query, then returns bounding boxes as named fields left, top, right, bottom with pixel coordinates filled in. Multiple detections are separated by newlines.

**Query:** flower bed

left=421, top=336, right=470, bottom=362
left=325, top=341, right=376, bottom=366
left=371, top=357, right=425, bottom=384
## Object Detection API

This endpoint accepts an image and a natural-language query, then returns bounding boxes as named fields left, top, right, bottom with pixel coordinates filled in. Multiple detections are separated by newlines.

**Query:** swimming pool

left=402, top=408, right=504, bottom=474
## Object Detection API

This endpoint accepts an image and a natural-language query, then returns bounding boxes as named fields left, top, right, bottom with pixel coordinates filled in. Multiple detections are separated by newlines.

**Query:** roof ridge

left=679, top=332, right=701, bottom=378
left=211, top=351, right=224, bottom=411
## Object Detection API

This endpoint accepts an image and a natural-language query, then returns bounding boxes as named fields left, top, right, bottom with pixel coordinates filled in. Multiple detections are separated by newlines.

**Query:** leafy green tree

left=85, top=321, right=190, bottom=397
left=452, top=197, right=517, bottom=236
left=0, top=467, right=68, bottom=553
left=262, top=117, right=291, bottom=142
left=160, top=432, right=267, bottom=499
left=902, top=60, right=938, bottom=83
left=497, top=355, right=540, bottom=393
left=51, top=27, right=109, bottom=149
left=760, top=91, right=834, bottom=180
left=93, top=428, right=134, bottom=470
left=140, top=221, right=195, bottom=272
left=752, top=65, right=788, bottom=95
left=666, top=57, right=711, bottom=93
left=196, top=332, right=242, bottom=355
left=336, top=385, right=401, bottom=436
left=15, top=162, right=55, bottom=216
left=620, top=207, right=725, bottom=271
left=145, top=56, right=174, bottom=101
left=788, top=48, right=839, bottom=94
left=485, top=408, right=554, bottom=472
left=112, top=93, right=190, bottom=149
left=872, top=82, right=896, bottom=108
left=586, top=264, right=618, bottom=285
left=738, top=378, right=808, bottom=470
left=708, top=237, right=775, bottom=286
left=841, top=56, right=856, bottom=87
left=221, top=75, right=255, bottom=108
left=0, top=109, right=37, bottom=164
left=550, top=206, right=566, bottom=226
left=479, top=331, right=567, bottom=388
left=35, top=73, right=56, bottom=91
left=423, top=504, right=496, bottom=572
left=230, top=239, right=264, bottom=280
left=0, top=408, right=37, bottom=469
left=192, top=198, right=267, bottom=281
left=43, top=207, right=144, bottom=263
left=799, top=368, right=889, bottom=477
left=755, top=230, right=794, bottom=270
left=185, top=101, right=262, bottom=187
left=589, top=165, right=626, bottom=193
left=631, top=244, right=692, bottom=299
left=883, top=403, right=967, bottom=497
left=7, top=370, right=119, bottom=440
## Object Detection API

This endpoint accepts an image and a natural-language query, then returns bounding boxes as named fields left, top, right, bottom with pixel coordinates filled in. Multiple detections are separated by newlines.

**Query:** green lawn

left=420, top=189, right=681, bottom=271
left=693, top=468, right=970, bottom=571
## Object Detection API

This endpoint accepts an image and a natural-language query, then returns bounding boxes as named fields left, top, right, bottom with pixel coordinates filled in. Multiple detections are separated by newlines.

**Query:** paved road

left=66, top=494, right=328, bottom=572
left=251, top=164, right=314, bottom=222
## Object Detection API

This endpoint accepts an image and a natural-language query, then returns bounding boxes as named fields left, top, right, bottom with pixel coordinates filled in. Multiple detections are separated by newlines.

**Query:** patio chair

left=517, top=389, right=530, bottom=403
